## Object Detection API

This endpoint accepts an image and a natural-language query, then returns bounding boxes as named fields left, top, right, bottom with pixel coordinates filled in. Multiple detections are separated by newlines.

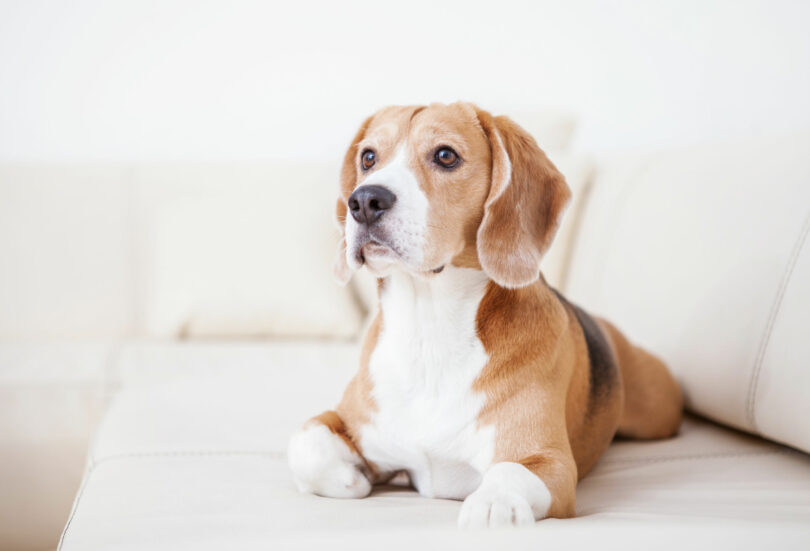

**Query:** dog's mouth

left=355, top=238, right=399, bottom=265
left=352, top=232, right=444, bottom=275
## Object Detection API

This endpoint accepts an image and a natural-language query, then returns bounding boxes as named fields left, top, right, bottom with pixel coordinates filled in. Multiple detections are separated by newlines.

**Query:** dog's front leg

left=287, top=410, right=372, bottom=499
left=458, top=449, right=577, bottom=528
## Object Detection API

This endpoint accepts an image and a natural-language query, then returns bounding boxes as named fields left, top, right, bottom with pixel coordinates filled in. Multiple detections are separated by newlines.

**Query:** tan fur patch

left=474, top=281, right=580, bottom=518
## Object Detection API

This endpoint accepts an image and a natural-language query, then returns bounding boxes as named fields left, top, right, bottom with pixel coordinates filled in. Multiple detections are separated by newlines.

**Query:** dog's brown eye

left=361, top=150, right=376, bottom=170
left=434, top=147, right=459, bottom=169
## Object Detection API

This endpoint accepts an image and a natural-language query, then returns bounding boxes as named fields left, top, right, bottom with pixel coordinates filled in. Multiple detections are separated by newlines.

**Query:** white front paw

left=457, top=462, right=551, bottom=528
left=458, top=489, right=534, bottom=528
left=287, top=424, right=371, bottom=498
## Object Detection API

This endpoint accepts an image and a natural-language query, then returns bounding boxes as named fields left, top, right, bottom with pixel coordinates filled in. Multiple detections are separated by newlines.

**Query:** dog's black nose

left=348, top=185, right=396, bottom=225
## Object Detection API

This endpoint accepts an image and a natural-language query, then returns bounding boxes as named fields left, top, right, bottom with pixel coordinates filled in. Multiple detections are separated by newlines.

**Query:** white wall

left=1, top=0, right=808, bottom=162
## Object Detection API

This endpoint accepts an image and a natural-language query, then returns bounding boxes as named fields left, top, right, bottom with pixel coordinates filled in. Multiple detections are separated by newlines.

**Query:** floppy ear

left=475, top=110, right=572, bottom=288
left=333, top=116, right=373, bottom=285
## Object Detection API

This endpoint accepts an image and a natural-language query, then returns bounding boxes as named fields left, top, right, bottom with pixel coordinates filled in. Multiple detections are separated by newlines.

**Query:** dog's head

left=334, top=102, right=571, bottom=288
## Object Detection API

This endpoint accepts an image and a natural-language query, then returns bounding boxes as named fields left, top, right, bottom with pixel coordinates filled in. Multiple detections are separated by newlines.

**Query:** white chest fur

left=359, top=266, right=495, bottom=500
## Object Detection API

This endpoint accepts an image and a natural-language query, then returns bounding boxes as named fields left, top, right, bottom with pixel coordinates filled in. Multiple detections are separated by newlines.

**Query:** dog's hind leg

left=599, top=319, right=683, bottom=439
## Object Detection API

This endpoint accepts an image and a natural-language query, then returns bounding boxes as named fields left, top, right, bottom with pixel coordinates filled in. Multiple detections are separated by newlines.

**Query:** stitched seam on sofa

left=89, top=449, right=286, bottom=466
left=599, top=448, right=795, bottom=466
left=58, top=342, right=126, bottom=551
left=57, top=459, right=97, bottom=551
left=745, top=209, right=810, bottom=432
left=54, top=449, right=798, bottom=548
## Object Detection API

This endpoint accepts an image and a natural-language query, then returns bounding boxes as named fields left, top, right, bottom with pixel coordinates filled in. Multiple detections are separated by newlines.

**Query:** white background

left=1, top=0, right=809, bottom=161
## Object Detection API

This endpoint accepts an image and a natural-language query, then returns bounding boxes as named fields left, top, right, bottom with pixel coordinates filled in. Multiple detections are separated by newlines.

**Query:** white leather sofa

left=2, top=128, right=809, bottom=550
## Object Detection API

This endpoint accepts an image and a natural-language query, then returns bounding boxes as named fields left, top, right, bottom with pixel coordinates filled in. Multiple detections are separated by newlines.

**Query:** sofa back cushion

left=564, top=133, right=810, bottom=453
left=136, top=163, right=364, bottom=340
left=0, top=166, right=136, bottom=338
left=0, top=163, right=366, bottom=340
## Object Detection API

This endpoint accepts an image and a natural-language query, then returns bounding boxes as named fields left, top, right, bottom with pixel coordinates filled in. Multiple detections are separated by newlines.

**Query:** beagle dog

left=288, top=102, right=683, bottom=528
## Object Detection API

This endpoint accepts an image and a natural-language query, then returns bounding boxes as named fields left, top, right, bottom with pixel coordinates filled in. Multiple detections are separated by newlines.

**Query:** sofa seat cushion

left=59, top=341, right=810, bottom=550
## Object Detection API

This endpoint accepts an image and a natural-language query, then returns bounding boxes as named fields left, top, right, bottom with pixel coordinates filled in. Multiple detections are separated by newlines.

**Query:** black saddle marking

left=552, top=290, right=617, bottom=406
